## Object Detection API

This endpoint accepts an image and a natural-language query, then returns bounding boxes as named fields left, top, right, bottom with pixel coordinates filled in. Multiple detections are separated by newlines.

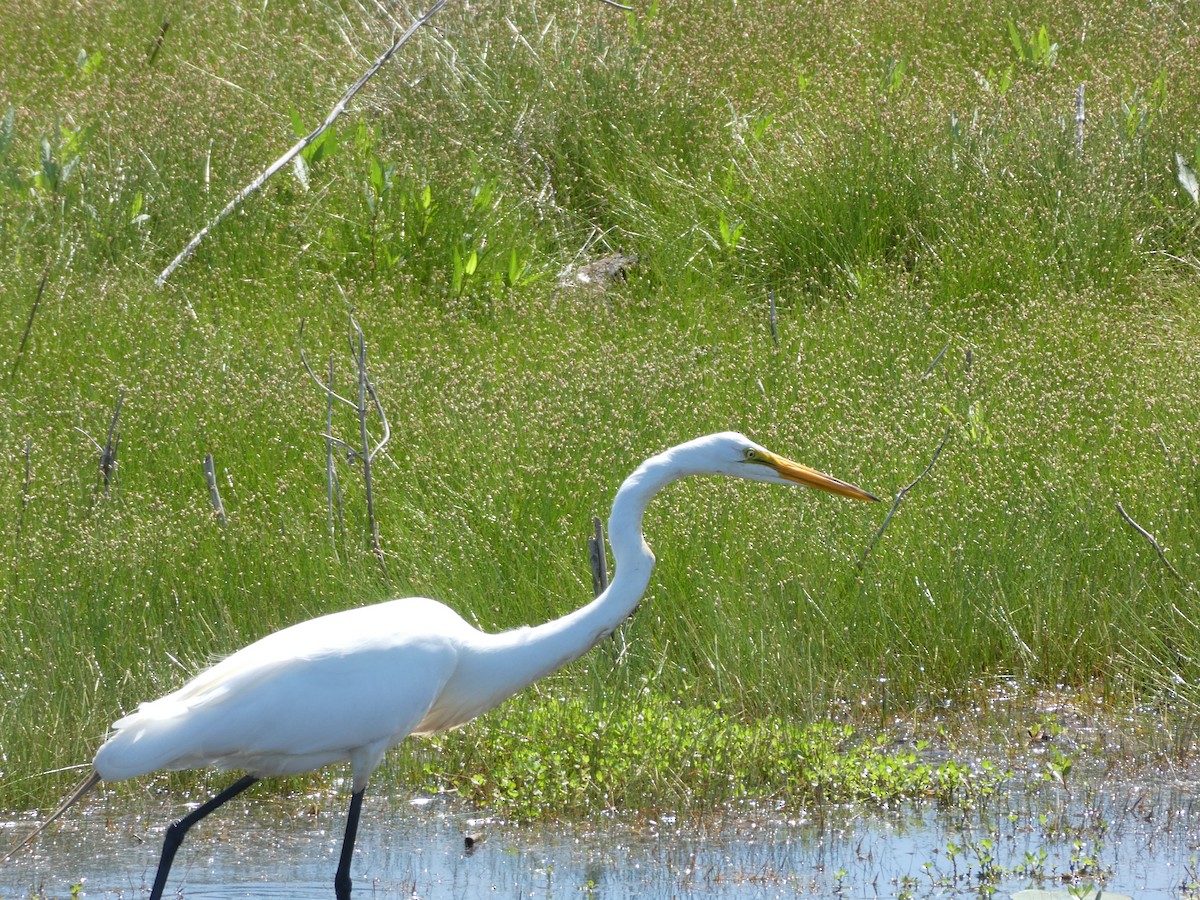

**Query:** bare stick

left=922, top=339, right=951, bottom=379
left=154, top=0, right=448, bottom=288
left=327, top=352, right=344, bottom=558
left=588, top=515, right=609, bottom=597
left=1075, top=83, right=1085, bottom=155
left=99, top=389, right=125, bottom=493
left=350, top=319, right=386, bottom=572
left=204, top=453, right=226, bottom=524
left=146, top=19, right=170, bottom=66
left=10, top=264, right=49, bottom=382
left=767, top=289, right=779, bottom=348
left=22, top=438, right=32, bottom=504
left=1116, top=500, right=1188, bottom=585
left=302, top=314, right=390, bottom=571
left=300, top=319, right=360, bottom=412
left=16, top=436, right=32, bottom=550
left=858, top=425, right=952, bottom=569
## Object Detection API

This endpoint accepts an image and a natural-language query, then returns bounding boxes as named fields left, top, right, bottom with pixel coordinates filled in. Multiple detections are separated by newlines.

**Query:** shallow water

left=4, top=758, right=1200, bottom=900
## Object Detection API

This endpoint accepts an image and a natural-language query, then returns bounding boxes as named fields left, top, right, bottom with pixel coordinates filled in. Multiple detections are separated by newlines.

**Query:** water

left=4, top=762, right=1200, bottom=900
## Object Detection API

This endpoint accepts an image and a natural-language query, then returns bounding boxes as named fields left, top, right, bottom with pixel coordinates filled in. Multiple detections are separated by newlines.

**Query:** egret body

left=5, top=432, right=877, bottom=899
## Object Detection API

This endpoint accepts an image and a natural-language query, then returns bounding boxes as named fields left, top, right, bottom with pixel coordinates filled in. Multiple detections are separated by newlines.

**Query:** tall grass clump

left=0, top=0, right=1198, bottom=818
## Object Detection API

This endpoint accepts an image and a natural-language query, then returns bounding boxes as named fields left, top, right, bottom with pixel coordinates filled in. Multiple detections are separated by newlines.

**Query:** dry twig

left=1075, top=83, right=1086, bottom=155
left=99, top=389, right=125, bottom=493
left=147, top=19, right=170, bottom=66
left=1116, top=500, right=1190, bottom=587
left=767, top=289, right=779, bottom=348
left=326, top=352, right=345, bottom=559
left=203, top=453, right=226, bottom=524
left=858, top=425, right=953, bottom=569
left=155, top=0, right=448, bottom=287
left=10, top=264, right=49, bottom=382
left=922, top=339, right=951, bottom=379
left=299, top=314, right=391, bottom=573
left=588, top=515, right=609, bottom=598
left=16, top=437, right=33, bottom=550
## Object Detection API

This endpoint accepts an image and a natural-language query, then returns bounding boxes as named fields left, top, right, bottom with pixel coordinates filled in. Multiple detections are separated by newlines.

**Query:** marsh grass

left=0, top=0, right=1198, bottom=815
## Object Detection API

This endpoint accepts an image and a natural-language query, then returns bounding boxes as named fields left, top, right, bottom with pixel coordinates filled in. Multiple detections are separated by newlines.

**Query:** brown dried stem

left=10, top=264, right=49, bottom=383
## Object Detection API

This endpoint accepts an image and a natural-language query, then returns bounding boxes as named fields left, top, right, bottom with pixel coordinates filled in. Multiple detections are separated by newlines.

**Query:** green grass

left=0, top=0, right=1199, bottom=816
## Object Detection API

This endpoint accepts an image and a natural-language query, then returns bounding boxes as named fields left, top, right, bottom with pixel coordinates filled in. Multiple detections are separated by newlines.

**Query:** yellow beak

left=762, top=451, right=880, bottom=502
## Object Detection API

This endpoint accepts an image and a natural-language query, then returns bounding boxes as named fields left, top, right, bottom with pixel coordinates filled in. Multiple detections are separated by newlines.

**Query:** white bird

left=3, top=432, right=877, bottom=899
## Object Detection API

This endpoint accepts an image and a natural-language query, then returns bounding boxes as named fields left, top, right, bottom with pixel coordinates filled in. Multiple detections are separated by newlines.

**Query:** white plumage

left=6, top=432, right=877, bottom=900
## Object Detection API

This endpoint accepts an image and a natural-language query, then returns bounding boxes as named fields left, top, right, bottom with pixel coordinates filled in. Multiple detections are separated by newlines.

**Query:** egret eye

left=743, top=448, right=760, bottom=462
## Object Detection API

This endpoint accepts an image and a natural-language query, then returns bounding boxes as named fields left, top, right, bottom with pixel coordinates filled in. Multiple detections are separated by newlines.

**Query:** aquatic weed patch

left=409, top=693, right=1008, bottom=819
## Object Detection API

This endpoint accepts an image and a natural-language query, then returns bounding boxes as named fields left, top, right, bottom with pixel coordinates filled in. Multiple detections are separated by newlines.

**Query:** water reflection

left=4, top=766, right=1200, bottom=899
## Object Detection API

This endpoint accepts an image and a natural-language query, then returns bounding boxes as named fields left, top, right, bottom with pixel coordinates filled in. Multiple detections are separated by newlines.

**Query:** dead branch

left=767, top=289, right=779, bottom=348
left=146, top=19, right=170, bottom=66
left=858, top=425, right=953, bottom=569
left=10, top=264, right=49, bottom=382
left=326, top=352, right=345, bottom=559
left=349, top=318, right=386, bottom=570
left=588, top=515, right=609, bottom=598
left=1116, top=500, right=1188, bottom=586
left=349, top=319, right=391, bottom=462
left=299, top=319, right=360, bottom=411
left=99, top=389, right=125, bottom=493
left=154, top=0, right=449, bottom=288
left=922, top=339, right=951, bottom=379
left=299, top=313, right=390, bottom=575
left=204, top=453, right=226, bottom=524
left=1075, top=83, right=1085, bottom=155
left=16, top=436, right=32, bottom=548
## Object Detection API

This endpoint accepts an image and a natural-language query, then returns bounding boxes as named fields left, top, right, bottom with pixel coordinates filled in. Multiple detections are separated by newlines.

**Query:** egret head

left=680, top=432, right=880, bottom=502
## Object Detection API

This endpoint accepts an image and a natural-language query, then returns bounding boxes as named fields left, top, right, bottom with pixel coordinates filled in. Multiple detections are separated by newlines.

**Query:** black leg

left=333, top=789, right=366, bottom=900
left=148, top=775, right=259, bottom=900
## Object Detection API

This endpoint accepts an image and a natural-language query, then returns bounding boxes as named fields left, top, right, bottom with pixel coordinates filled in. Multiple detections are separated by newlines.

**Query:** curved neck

left=483, top=449, right=685, bottom=689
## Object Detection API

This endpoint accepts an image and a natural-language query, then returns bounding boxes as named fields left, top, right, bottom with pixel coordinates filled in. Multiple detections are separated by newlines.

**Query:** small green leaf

left=750, top=111, right=773, bottom=142
left=76, top=48, right=103, bottom=78
left=353, top=120, right=373, bottom=154
left=39, top=137, right=61, bottom=192
left=368, top=158, right=386, bottom=198
left=290, top=107, right=306, bottom=139
left=1007, top=19, right=1025, bottom=60
left=998, top=64, right=1014, bottom=95
left=469, top=178, right=493, bottom=213
left=451, top=245, right=465, bottom=294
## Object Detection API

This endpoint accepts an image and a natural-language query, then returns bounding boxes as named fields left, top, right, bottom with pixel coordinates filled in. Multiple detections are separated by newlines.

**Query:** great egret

left=3, top=431, right=877, bottom=899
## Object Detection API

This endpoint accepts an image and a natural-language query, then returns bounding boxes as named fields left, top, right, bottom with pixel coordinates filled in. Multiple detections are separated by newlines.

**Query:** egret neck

left=468, top=444, right=701, bottom=697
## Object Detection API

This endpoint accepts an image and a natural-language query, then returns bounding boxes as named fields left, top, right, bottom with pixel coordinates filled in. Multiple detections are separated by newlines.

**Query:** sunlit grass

left=0, top=0, right=1198, bottom=815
